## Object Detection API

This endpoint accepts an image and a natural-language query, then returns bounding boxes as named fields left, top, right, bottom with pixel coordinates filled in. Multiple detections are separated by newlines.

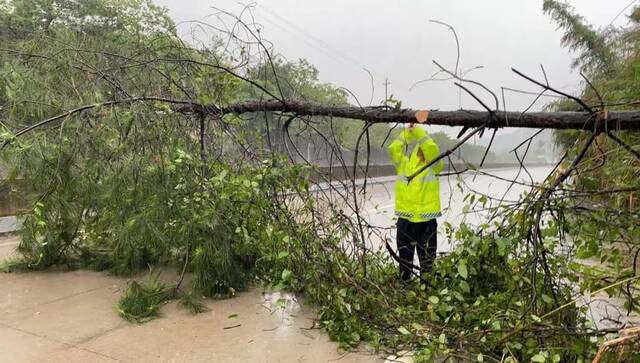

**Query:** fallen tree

left=6, top=98, right=640, bottom=148
left=1, top=2, right=639, bottom=362
left=219, top=100, right=640, bottom=130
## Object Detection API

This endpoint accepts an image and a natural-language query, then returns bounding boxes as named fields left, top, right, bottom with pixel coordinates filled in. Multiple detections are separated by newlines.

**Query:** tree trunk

left=205, top=100, right=640, bottom=131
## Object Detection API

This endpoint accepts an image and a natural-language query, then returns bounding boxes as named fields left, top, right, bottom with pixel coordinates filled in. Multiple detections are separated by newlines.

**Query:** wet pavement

left=0, top=254, right=381, bottom=362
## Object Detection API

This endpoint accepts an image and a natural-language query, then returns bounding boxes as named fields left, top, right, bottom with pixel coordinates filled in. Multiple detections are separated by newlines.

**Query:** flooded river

left=355, top=165, right=553, bottom=252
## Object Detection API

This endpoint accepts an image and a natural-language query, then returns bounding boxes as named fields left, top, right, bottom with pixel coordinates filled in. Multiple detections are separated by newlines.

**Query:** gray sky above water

left=155, top=0, right=635, bottom=135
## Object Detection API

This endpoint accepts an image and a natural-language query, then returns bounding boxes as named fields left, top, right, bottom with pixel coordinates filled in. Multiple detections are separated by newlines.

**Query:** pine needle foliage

left=179, top=291, right=209, bottom=315
left=543, top=0, right=617, bottom=75
left=117, top=269, right=171, bottom=323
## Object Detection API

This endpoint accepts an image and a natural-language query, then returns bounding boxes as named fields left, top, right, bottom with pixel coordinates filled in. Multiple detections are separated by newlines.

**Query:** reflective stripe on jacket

left=388, top=127, right=443, bottom=222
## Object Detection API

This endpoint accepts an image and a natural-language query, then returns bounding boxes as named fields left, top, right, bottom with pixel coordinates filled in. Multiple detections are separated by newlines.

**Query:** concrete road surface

left=0, top=255, right=381, bottom=362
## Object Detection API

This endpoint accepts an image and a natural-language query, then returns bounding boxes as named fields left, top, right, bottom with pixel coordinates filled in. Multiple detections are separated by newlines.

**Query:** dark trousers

left=396, top=218, right=437, bottom=280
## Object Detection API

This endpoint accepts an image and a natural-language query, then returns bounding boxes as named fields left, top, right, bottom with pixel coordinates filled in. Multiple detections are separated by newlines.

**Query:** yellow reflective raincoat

left=388, top=127, right=443, bottom=222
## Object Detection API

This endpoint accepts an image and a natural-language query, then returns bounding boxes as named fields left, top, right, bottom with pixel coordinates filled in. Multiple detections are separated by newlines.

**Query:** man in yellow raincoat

left=388, top=123, right=443, bottom=280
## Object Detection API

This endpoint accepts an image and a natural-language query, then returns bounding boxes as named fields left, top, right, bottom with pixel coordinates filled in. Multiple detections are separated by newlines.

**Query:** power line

left=255, top=3, right=409, bottom=90
left=257, top=4, right=371, bottom=71
left=254, top=13, right=391, bottom=105
left=607, top=0, right=637, bottom=27
left=256, top=15, right=349, bottom=67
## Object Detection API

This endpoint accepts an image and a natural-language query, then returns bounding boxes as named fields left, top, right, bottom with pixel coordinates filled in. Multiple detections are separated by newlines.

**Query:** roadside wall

left=0, top=182, right=28, bottom=217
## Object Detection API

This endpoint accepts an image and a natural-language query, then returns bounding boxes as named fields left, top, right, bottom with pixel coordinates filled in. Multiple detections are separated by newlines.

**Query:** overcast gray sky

left=155, top=0, right=636, bottom=135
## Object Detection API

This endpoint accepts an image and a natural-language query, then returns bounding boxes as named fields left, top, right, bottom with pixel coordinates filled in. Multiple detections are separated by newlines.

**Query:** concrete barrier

left=0, top=181, right=29, bottom=218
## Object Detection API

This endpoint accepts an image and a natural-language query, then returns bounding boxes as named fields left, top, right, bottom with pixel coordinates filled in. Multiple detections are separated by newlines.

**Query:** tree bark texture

left=194, top=100, right=640, bottom=131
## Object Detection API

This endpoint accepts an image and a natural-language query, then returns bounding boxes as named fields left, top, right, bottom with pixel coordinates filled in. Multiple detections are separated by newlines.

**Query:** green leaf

left=458, top=262, right=468, bottom=279
left=397, top=326, right=411, bottom=335
left=477, top=353, right=484, bottom=362
left=281, top=269, right=293, bottom=282
left=428, top=295, right=440, bottom=304
left=459, top=280, right=471, bottom=293
left=495, top=238, right=507, bottom=255
left=531, top=353, right=546, bottom=363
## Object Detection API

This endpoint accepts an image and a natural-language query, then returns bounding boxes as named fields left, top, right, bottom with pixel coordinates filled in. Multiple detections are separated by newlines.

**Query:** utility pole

left=382, top=78, right=391, bottom=106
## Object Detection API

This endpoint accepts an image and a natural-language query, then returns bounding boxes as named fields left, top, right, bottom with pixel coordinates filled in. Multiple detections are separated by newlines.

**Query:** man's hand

left=414, top=110, right=429, bottom=124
